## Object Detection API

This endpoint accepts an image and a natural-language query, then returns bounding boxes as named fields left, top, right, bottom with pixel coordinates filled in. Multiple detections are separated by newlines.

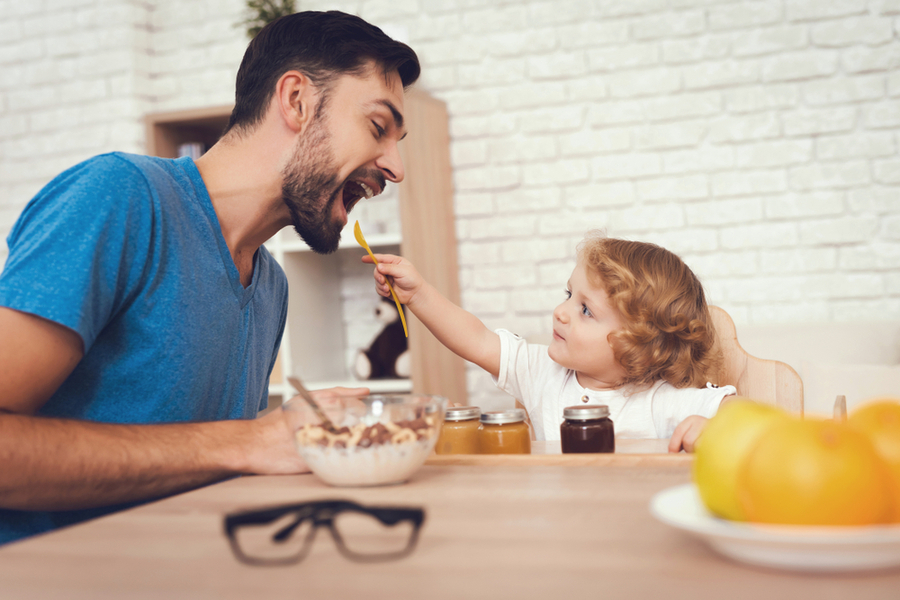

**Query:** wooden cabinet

left=145, top=89, right=467, bottom=407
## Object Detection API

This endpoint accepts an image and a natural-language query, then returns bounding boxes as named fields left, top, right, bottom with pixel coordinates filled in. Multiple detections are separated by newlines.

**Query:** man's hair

left=225, top=10, right=420, bottom=134
left=578, top=232, right=721, bottom=389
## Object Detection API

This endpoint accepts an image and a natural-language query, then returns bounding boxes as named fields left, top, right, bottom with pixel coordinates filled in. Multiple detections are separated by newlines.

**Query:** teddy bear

left=353, top=296, right=410, bottom=380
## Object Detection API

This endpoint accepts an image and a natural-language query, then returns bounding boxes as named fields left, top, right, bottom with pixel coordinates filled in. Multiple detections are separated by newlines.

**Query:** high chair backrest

left=708, top=306, right=804, bottom=415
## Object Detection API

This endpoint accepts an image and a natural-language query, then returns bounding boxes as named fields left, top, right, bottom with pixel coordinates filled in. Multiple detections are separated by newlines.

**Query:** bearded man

left=0, top=11, right=420, bottom=545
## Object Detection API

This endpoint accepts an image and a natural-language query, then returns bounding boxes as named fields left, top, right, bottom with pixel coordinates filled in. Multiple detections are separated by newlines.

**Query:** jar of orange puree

left=478, top=409, right=532, bottom=454
left=435, top=406, right=482, bottom=454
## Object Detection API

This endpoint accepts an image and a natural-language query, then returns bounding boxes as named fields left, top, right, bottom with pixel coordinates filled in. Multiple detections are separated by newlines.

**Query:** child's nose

left=553, top=303, right=568, bottom=323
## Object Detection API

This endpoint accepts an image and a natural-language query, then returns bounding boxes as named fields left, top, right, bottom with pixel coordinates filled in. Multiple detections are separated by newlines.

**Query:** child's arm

left=668, top=416, right=708, bottom=453
left=363, top=253, right=501, bottom=378
left=667, top=395, right=737, bottom=453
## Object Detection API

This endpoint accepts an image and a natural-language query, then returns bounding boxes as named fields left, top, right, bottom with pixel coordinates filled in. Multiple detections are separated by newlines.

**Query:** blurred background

left=1, top=0, right=898, bottom=410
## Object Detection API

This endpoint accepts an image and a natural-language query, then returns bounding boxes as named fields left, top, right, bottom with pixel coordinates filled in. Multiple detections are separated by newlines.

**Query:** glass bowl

left=285, top=393, right=447, bottom=487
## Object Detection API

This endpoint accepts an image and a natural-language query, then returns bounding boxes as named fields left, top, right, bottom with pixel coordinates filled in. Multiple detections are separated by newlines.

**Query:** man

left=0, top=11, right=420, bottom=545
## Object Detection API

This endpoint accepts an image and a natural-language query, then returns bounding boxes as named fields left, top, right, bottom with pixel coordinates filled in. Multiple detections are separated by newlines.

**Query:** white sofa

left=735, top=321, right=900, bottom=417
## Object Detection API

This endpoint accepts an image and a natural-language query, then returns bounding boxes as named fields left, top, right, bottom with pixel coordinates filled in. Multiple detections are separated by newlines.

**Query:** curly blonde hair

left=578, top=232, right=721, bottom=389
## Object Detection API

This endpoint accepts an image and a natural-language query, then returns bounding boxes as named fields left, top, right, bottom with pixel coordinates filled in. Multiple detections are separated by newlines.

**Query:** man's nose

left=376, top=141, right=405, bottom=183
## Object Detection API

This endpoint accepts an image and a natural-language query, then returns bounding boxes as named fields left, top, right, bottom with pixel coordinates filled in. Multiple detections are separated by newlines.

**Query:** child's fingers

left=681, top=431, right=701, bottom=453
left=373, top=264, right=398, bottom=287
left=669, top=417, right=705, bottom=453
left=359, top=253, right=412, bottom=299
left=374, top=281, right=392, bottom=297
left=376, top=262, right=403, bottom=279
left=360, top=253, right=401, bottom=264
left=668, top=419, right=692, bottom=453
left=668, top=431, right=685, bottom=453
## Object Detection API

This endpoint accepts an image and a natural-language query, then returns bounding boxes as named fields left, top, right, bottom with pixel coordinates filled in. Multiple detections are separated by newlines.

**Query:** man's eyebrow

left=375, top=100, right=407, bottom=140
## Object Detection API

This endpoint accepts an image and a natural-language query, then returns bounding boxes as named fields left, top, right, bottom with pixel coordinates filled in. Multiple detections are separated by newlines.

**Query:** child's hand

left=361, top=253, right=424, bottom=305
left=668, top=415, right=709, bottom=453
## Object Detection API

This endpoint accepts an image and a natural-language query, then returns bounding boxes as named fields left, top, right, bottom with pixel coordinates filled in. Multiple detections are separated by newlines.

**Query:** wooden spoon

left=353, top=220, right=409, bottom=337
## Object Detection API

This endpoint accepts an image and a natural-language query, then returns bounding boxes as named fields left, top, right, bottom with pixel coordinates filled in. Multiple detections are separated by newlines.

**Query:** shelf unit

left=145, top=89, right=467, bottom=408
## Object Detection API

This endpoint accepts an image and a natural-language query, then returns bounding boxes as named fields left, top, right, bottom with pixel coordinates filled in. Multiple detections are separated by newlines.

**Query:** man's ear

left=275, top=70, right=319, bottom=134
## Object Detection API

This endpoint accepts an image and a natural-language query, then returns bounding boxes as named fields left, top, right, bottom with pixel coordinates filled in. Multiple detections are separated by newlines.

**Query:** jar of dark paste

left=560, top=405, right=614, bottom=453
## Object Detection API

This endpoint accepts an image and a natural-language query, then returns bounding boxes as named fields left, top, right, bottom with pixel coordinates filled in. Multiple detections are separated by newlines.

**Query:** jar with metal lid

left=560, top=405, right=615, bottom=453
left=478, top=409, right=531, bottom=454
left=435, top=406, right=482, bottom=455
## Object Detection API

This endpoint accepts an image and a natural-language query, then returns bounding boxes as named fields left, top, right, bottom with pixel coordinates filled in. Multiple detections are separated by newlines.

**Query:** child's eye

left=564, top=289, right=572, bottom=299
left=581, top=304, right=593, bottom=318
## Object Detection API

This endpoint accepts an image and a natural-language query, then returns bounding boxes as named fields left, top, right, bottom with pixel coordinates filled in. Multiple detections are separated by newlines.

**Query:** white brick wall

left=1, top=0, right=899, bottom=411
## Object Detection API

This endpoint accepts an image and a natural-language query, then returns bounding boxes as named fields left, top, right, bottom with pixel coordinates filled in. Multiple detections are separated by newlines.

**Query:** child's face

left=548, top=260, right=627, bottom=390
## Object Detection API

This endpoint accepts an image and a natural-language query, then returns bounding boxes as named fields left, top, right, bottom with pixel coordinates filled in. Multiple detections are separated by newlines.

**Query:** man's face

left=281, top=64, right=407, bottom=254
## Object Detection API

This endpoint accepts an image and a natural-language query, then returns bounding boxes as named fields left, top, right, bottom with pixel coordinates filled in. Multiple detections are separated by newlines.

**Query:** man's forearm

left=0, top=414, right=267, bottom=511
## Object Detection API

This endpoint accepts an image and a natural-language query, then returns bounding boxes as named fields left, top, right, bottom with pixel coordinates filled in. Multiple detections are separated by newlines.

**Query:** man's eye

left=372, top=121, right=386, bottom=137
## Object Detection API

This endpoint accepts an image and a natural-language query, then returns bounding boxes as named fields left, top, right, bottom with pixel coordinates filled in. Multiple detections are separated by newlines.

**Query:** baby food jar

left=560, top=405, right=615, bottom=453
left=478, top=409, right=531, bottom=454
left=435, top=406, right=482, bottom=455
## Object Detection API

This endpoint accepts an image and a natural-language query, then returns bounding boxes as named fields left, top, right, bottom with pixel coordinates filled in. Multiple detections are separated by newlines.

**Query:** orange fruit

left=737, top=418, right=893, bottom=526
left=692, top=400, right=788, bottom=521
left=848, top=397, right=900, bottom=522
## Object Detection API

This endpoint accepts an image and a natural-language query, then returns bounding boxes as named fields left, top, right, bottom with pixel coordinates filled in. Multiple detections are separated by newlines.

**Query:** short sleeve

left=494, top=328, right=528, bottom=405
left=0, top=155, right=153, bottom=351
left=493, top=328, right=557, bottom=416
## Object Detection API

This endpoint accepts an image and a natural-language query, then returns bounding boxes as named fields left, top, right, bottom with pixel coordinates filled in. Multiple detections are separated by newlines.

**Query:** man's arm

left=364, top=254, right=501, bottom=377
left=0, top=307, right=307, bottom=511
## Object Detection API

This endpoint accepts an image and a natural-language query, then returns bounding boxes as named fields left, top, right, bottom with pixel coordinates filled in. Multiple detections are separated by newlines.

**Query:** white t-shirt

left=493, top=329, right=737, bottom=441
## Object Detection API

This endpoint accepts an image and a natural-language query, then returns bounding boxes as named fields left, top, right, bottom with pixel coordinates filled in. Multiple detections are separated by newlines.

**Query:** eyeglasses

left=223, top=499, right=425, bottom=566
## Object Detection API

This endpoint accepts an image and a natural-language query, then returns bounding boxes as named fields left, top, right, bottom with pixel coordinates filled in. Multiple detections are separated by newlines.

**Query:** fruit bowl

left=651, top=484, right=900, bottom=572
left=285, top=393, right=447, bottom=487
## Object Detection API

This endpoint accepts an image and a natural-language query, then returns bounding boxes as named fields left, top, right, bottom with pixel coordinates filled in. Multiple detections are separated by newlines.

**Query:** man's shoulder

left=47, top=152, right=178, bottom=200
left=72, top=151, right=167, bottom=174
left=12, top=153, right=201, bottom=248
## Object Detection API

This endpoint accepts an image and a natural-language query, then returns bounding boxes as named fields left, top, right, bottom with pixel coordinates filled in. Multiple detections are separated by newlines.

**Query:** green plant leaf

left=239, top=0, right=296, bottom=39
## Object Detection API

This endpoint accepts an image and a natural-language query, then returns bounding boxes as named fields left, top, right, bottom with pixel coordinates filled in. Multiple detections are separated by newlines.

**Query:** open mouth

left=342, top=179, right=379, bottom=214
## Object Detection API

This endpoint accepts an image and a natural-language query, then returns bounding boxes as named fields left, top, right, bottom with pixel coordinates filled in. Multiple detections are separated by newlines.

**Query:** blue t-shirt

left=0, top=153, right=288, bottom=544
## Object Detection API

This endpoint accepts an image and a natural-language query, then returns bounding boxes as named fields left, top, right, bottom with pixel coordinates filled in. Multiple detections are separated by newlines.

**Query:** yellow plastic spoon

left=353, top=221, right=409, bottom=338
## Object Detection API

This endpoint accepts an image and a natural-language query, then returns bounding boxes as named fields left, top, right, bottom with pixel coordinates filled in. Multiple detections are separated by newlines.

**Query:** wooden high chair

left=708, top=306, right=804, bottom=415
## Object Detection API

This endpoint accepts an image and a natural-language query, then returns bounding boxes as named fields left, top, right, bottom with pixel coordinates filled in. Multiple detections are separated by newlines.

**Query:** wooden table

left=1, top=443, right=898, bottom=599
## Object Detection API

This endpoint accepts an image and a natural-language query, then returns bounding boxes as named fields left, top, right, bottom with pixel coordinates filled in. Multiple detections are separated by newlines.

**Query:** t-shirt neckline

left=178, top=156, right=260, bottom=307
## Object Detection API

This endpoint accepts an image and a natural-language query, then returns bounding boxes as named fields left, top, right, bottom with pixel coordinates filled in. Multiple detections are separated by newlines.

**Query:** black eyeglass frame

left=223, top=499, right=425, bottom=566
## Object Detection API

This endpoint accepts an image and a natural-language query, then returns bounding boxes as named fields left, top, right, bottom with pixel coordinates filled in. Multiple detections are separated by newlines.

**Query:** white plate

left=650, top=483, right=900, bottom=572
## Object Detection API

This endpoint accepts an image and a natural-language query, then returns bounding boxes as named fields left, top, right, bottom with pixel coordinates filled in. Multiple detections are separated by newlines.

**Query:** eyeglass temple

left=269, top=504, right=349, bottom=542
left=272, top=513, right=309, bottom=543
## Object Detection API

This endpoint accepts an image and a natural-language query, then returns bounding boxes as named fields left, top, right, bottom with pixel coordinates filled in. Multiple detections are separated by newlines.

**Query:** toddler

left=363, top=231, right=736, bottom=452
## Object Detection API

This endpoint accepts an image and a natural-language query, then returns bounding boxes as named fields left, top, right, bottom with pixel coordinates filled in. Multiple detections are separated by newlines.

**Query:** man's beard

left=281, top=117, right=344, bottom=255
